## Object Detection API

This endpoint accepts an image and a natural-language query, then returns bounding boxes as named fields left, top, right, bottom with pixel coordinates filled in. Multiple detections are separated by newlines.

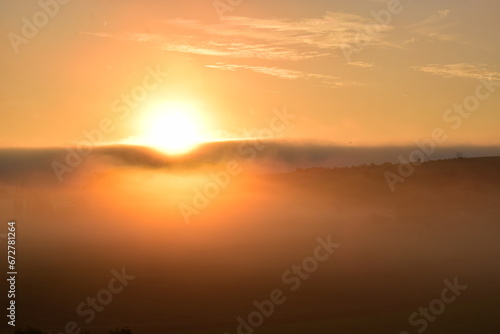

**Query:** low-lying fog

left=1, top=144, right=499, bottom=333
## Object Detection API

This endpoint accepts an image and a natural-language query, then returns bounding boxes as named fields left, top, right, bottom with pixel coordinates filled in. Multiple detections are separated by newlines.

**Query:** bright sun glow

left=132, top=101, right=207, bottom=154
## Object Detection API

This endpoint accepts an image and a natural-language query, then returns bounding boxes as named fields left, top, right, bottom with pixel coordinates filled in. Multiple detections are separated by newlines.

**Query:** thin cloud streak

left=411, top=63, right=500, bottom=81
left=204, top=63, right=364, bottom=87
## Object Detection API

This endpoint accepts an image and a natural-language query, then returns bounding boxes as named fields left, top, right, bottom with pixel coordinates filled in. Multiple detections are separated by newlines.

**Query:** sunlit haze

left=1, top=1, right=500, bottom=334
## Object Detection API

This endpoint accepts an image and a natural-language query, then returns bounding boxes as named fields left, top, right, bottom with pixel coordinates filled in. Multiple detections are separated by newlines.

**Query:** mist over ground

left=1, top=145, right=499, bottom=333
left=1, top=142, right=499, bottom=184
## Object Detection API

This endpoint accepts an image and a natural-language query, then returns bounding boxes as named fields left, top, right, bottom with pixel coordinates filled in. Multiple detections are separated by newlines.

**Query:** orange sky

left=1, top=0, right=500, bottom=150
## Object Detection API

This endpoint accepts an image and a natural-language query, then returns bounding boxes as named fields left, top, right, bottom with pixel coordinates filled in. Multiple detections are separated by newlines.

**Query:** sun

left=134, top=101, right=206, bottom=154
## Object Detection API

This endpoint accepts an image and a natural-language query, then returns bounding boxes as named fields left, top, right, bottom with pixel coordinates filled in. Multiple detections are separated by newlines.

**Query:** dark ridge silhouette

left=0, top=142, right=499, bottom=187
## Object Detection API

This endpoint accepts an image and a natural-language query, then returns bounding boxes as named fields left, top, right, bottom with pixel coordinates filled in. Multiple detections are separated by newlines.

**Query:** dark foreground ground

left=1, top=153, right=500, bottom=333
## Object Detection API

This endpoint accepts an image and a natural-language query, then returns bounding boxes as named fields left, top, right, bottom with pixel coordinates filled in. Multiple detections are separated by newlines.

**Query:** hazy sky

left=1, top=0, right=499, bottom=148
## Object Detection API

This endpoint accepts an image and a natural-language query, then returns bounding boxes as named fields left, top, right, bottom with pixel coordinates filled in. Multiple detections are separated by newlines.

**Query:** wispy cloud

left=204, top=63, right=364, bottom=87
left=205, top=63, right=306, bottom=79
left=82, top=31, right=323, bottom=60
left=411, top=63, right=500, bottom=81
left=348, top=61, right=374, bottom=68
left=82, top=12, right=396, bottom=61
left=407, top=10, right=459, bottom=42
